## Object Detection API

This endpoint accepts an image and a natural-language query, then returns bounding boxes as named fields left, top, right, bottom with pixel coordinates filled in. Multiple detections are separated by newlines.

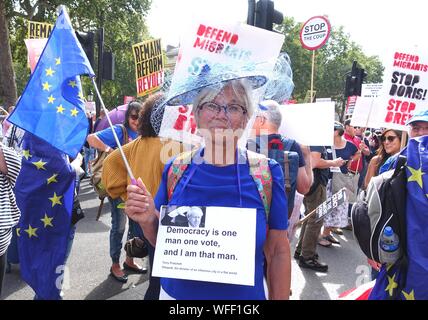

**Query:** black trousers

left=0, top=252, right=6, bottom=297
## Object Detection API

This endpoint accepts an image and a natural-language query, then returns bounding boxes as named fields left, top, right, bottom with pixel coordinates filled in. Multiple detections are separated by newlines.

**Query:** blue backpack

left=249, top=135, right=299, bottom=218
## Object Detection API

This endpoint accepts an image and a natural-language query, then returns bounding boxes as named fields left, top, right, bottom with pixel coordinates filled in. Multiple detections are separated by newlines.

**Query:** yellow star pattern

left=402, top=289, right=415, bottom=300
left=24, top=225, right=38, bottom=238
left=56, top=105, right=65, bottom=114
left=45, top=67, right=55, bottom=76
left=407, top=165, right=425, bottom=189
left=48, top=95, right=56, bottom=104
left=33, top=159, right=47, bottom=170
left=16, top=228, right=21, bottom=237
left=49, top=192, right=63, bottom=207
left=55, top=57, right=61, bottom=65
left=47, top=173, right=58, bottom=185
left=70, top=108, right=79, bottom=117
left=40, top=213, right=54, bottom=228
left=68, top=80, right=77, bottom=88
left=42, top=82, right=52, bottom=91
left=385, top=274, right=398, bottom=297
left=22, top=149, right=31, bottom=160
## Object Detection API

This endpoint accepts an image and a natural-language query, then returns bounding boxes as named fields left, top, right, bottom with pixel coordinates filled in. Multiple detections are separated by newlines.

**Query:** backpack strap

left=281, top=136, right=295, bottom=152
left=280, top=137, right=295, bottom=193
left=247, top=150, right=272, bottom=220
left=166, top=149, right=198, bottom=201
left=119, top=124, right=129, bottom=145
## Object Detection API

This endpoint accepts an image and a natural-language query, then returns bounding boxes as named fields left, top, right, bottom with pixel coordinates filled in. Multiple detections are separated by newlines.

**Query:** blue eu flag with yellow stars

left=369, top=135, right=428, bottom=300
left=8, top=8, right=95, bottom=159
left=15, top=132, right=76, bottom=300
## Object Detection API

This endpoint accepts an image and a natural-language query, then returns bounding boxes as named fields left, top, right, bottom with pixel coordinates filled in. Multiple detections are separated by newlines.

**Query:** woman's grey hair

left=258, top=100, right=282, bottom=129
left=192, top=79, right=255, bottom=121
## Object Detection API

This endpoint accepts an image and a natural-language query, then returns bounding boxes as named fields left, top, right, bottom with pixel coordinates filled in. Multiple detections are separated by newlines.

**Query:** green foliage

left=7, top=0, right=151, bottom=109
left=275, top=17, right=384, bottom=118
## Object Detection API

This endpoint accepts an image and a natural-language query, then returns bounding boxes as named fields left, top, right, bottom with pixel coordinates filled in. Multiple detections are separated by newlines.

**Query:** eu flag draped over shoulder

left=16, top=132, right=75, bottom=300
left=8, top=8, right=95, bottom=159
left=369, top=135, right=428, bottom=300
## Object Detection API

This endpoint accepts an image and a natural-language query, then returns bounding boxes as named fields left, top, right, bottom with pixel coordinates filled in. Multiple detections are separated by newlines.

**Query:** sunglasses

left=129, top=114, right=139, bottom=120
left=354, top=126, right=360, bottom=129
left=380, top=135, right=398, bottom=143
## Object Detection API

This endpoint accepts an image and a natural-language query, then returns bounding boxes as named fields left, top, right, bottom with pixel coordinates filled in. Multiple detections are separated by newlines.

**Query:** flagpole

left=91, top=77, right=136, bottom=182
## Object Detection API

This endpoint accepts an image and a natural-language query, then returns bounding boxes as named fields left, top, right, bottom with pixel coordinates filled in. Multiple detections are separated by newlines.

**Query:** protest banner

left=278, top=102, right=335, bottom=146
left=27, top=20, right=53, bottom=39
left=24, top=38, right=48, bottom=73
left=298, top=188, right=346, bottom=225
left=158, top=104, right=201, bottom=145
left=375, top=50, right=428, bottom=130
left=152, top=206, right=257, bottom=286
left=132, top=38, right=164, bottom=97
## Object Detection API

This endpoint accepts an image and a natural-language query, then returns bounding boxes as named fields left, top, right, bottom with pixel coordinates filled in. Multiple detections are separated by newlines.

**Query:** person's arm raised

left=125, top=178, right=159, bottom=246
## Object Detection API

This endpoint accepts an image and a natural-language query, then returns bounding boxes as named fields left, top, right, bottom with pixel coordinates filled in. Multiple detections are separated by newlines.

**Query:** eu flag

left=369, top=135, right=428, bottom=300
left=15, top=132, right=75, bottom=300
left=8, top=8, right=95, bottom=159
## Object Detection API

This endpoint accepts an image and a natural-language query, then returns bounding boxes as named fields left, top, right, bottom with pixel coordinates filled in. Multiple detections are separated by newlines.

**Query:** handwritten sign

left=153, top=206, right=257, bottom=286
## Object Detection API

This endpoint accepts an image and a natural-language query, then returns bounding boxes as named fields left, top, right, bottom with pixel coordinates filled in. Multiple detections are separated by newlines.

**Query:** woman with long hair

left=364, top=129, right=402, bottom=189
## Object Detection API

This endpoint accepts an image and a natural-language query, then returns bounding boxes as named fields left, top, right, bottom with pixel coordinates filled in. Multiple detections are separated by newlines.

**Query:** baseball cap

left=406, top=109, right=428, bottom=125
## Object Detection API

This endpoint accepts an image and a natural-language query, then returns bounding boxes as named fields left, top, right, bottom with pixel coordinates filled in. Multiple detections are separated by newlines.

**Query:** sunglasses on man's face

left=380, top=135, right=398, bottom=143
left=129, top=114, right=139, bottom=120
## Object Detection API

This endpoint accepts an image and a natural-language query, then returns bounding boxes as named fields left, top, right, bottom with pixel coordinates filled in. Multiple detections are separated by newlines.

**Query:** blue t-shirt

left=335, top=141, right=358, bottom=173
left=154, top=150, right=288, bottom=300
left=95, top=124, right=137, bottom=148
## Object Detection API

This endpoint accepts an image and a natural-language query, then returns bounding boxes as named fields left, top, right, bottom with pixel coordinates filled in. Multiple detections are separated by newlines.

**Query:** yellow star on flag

left=57, top=105, right=65, bottom=114
left=24, top=225, right=38, bottom=238
left=68, top=80, right=77, bottom=88
left=40, top=213, right=54, bottom=228
left=48, top=95, right=56, bottom=104
left=33, top=159, right=47, bottom=170
left=45, top=67, right=55, bottom=76
left=402, top=289, right=415, bottom=300
left=47, top=173, right=58, bottom=185
left=385, top=274, right=398, bottom=297
left=70, top=108, right=79, bottom=117
left=16, top=228, right=21, bottom=237
left=42, top=81, right=52, bottom=91
left=55, top=57, right=61, bottom=65
left=49, top=192, right=63, bottom=207
left=22, top=149, right=31, bottom=160
left=407, top=165, right=425, bottom=189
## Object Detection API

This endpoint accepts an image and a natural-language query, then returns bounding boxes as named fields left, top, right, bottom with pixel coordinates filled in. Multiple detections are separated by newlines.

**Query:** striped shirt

left=0, top=144, right=21, bottom=256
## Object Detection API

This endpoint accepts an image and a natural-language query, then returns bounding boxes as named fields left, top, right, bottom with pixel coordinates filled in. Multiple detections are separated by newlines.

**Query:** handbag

left=332, top=171, right=359, bottom=203
left=124, top=237, right=148, bottom=258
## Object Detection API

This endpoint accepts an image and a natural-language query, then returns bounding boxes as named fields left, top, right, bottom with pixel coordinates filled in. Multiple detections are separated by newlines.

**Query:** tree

left=0, top=0, right=17, bottom=108
left=1, top=0, right=151, bottom=109
left=275, top=17, right=384, bottom=120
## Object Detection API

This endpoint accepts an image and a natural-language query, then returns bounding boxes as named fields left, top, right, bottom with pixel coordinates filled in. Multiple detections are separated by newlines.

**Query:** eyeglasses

left=129, top=114, right=139, bottom=120
left=198, top=102, right=247, bottom=117
left=380, top=135, right=398, bottom=143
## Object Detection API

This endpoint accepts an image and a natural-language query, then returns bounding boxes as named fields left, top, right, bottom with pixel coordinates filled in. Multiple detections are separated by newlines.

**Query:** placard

left=152, top=206, right=257, bottom=286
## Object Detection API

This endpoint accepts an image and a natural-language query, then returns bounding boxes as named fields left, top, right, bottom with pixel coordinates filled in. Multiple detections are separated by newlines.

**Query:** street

left=2, top=179, right=370, bottom=300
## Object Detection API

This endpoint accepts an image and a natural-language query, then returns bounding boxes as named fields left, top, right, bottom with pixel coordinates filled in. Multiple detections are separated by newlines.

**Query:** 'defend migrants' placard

left=152, top=206, right=257, bottom=286
left=132, top=38, right=164, bottom=97
left=375, top=50, right=428, bottom=130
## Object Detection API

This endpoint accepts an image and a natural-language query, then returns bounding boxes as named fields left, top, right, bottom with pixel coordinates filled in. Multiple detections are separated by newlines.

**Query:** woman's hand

left=125, top=177, right=158, bottom=225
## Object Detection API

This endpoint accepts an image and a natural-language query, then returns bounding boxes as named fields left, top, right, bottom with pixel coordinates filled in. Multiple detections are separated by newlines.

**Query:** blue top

left=154, top=150, right=288, bottom=300
left=335, top=141, right=358, bottom=174
left=95, top=124, right=137, bottom=148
